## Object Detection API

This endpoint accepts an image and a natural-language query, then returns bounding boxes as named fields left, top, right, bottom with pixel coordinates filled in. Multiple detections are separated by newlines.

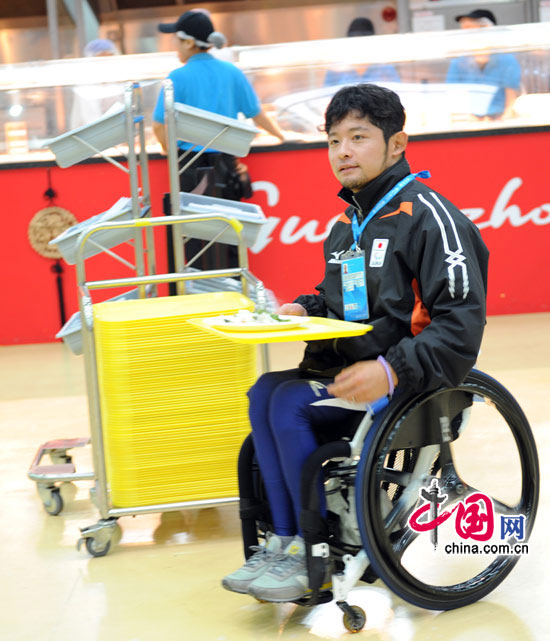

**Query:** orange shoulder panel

left=380, top=201, right=413, bottom=219
left=336, top=212, right=351, bottom=224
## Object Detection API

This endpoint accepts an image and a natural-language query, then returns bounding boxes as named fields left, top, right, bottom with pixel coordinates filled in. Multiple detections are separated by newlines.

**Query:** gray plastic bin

left=56, top=287, right=149, bottom=355
left=174, top=103, right=259, bottom=157
left=46, top=106, right=127, bottom=168
left=178, top=192, right=265, bottom=247
left=49, top=198, right=149, bottom=265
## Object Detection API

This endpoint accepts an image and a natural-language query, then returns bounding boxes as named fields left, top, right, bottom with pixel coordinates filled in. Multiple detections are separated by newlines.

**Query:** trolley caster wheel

left=77, top=518, right=119, bottom=557
left=84, top=537, right=111, bottom=558
left=342, top=605, right=366, bottom=633
left=43, top=488, right=63, bottom=516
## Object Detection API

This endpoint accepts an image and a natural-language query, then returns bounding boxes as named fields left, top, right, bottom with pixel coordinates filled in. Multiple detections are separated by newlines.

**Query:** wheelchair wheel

left=356, top=370, right=539, bottom=610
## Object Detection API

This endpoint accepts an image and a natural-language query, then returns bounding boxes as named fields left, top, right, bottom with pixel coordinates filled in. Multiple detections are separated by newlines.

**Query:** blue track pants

left=247, top=369, right=365, bottom=536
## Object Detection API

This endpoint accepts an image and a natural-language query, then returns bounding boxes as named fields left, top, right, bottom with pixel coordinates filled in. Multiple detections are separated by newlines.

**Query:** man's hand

left=278, top=303, right=308, bottom=316
left=235, top=161, right=248, bottom=176
left=327, top=360, right=397, bottom=404
left=153, top=120, right=168, bottom=154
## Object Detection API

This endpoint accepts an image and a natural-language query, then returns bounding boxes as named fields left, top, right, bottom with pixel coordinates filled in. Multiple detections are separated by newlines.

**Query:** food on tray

left=216, top=309, right=295, bottom=325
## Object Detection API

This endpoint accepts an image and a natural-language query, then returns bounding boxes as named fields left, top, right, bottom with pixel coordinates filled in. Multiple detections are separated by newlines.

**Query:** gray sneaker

left=247, top=536, right=331, bottom=602
left=222, top=533, right=288, bottom=594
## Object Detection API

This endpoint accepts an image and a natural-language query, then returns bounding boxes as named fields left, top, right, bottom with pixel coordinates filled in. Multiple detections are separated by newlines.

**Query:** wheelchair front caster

left=341, top=604, right=366, bottom=633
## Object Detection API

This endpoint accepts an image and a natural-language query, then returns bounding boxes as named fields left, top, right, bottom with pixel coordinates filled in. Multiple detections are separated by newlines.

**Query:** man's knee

left=248, top=370, right=303, bottom=406
left=269, top=380, right=319, bottom=426
left=248, top=372, right=281, bottom=405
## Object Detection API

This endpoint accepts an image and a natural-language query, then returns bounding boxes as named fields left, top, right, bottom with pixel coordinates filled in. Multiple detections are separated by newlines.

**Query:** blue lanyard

left=350, top=170, right=430, bottom=249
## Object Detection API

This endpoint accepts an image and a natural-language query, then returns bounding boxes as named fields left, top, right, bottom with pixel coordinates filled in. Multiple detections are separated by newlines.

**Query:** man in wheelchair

left=222, top=84, right=492, bottom=605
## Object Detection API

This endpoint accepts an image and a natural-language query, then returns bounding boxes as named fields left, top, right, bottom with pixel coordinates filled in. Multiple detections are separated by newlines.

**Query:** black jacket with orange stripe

left=294, top=156, right=489, bottom=394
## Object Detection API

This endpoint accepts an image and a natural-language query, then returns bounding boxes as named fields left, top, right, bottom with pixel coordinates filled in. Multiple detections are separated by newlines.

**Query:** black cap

left=158, top=11, right=226, bottom=48
left=455, top=9, right=497, bottom=25
left=347, top=17, right=375, bottom=37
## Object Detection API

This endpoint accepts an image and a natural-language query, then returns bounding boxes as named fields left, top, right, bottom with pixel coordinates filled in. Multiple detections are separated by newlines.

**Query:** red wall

left=1, top=159, right=171, bottom=344
left=1, top=130, right=549, bottom=345
left=246, top=132, right=550, bottom=315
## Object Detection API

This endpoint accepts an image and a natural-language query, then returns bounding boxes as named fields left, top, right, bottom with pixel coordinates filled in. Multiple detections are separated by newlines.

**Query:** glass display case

left=0, top=53, right=175, bottom=162
left=0, top=21, right=549, bottom=164
left=237, top=21, right=550, bottom=137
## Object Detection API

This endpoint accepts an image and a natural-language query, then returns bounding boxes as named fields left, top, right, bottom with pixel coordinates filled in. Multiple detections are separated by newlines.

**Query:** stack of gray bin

left=47, top=83, right=156, bottom=354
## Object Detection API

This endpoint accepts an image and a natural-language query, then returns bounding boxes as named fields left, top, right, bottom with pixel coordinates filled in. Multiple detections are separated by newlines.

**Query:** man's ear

left=390, top=131, right=408, bottom=158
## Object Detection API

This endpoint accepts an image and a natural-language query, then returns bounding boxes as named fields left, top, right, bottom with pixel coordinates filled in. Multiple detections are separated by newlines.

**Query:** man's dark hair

left=324, top=84, right=406, bottom=143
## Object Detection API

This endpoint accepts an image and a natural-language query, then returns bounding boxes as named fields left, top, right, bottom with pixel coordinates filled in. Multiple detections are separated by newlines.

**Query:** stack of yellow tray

left=93, top=292, right=256, bottom=507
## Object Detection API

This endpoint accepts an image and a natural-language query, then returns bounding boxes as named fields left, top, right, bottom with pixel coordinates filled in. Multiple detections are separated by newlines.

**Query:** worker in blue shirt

left=153, top=10, right=284, bottom=154
left=446, top=9, right=521, bottom=119
left=153, top=10, right=284, bottom=269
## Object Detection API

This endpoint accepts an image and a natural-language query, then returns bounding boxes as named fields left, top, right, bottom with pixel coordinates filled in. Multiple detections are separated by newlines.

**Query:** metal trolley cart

left=75, top=216, right=261, bottom=556
left=29, top=92, right=280, bottom=554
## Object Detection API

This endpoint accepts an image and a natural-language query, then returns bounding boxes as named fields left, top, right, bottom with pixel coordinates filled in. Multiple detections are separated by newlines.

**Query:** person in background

left=70, top=38, right=122, bottom=128
left=153, top=9, right=285, bottom=155
left=446, top=9, right=521, bottom=119
left=324, top=17, right=401, bottom=87
left=153, top=9, right=285, bottom=269
left=222, top=83, right=488, bottom=602
left=83, top=38, right=119, bottom=57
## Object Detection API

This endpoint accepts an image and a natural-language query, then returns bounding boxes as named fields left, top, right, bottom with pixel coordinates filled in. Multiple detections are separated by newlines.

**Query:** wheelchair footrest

left=293, top=589, right=333, bottom=607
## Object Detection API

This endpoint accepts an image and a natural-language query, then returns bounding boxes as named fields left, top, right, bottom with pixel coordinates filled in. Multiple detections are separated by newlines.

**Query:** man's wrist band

left=377, top=355, right=395, bottom=397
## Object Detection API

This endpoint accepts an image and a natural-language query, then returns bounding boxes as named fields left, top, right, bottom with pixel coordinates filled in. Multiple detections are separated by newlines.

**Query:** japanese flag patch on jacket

left=369, top=239, right=389, bottom=267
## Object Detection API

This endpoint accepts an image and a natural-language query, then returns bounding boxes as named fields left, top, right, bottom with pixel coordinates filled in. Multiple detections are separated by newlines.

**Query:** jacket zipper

left=351, top=196, right=363, bottom=221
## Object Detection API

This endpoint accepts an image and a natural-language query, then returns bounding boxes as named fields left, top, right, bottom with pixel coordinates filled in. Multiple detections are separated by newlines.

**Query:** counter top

left=2, top=122, right=549, bottom=169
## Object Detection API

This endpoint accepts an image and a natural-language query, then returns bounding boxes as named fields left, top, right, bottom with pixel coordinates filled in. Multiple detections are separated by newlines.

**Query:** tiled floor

left=1, top=314, right=548, bottom=641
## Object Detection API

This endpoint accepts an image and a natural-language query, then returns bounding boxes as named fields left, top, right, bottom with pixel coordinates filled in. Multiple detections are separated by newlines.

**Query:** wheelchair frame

left=237, top=369, right=539, bottom=632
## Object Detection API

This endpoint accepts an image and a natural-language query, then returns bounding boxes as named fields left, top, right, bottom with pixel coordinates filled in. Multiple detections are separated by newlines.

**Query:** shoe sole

left=247, top=591, right=308, bottom=603
left=222, top=579, right=251, bottom=595
left=247, top=583, right=332, bottom=603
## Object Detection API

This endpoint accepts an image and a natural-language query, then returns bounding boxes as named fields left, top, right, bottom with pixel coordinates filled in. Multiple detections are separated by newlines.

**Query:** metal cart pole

left=134, top=82, right=157, bottom=282
left=164, top=79, right=187, bottom=295
left=124, top=83, right=147, bottom=299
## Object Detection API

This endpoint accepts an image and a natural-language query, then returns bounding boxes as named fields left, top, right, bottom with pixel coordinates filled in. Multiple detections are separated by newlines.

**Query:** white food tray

left=46, top=105, right=127, bottom=168
left=178, top=192, right=265, bottom=247
left=174, top=103, right=259, bottom=157
left=49, top=197, right=149, bottom=265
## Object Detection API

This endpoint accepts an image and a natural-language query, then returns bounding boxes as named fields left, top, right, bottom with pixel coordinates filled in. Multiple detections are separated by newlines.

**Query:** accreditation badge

left=341, top=249, right=369, bottom=321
